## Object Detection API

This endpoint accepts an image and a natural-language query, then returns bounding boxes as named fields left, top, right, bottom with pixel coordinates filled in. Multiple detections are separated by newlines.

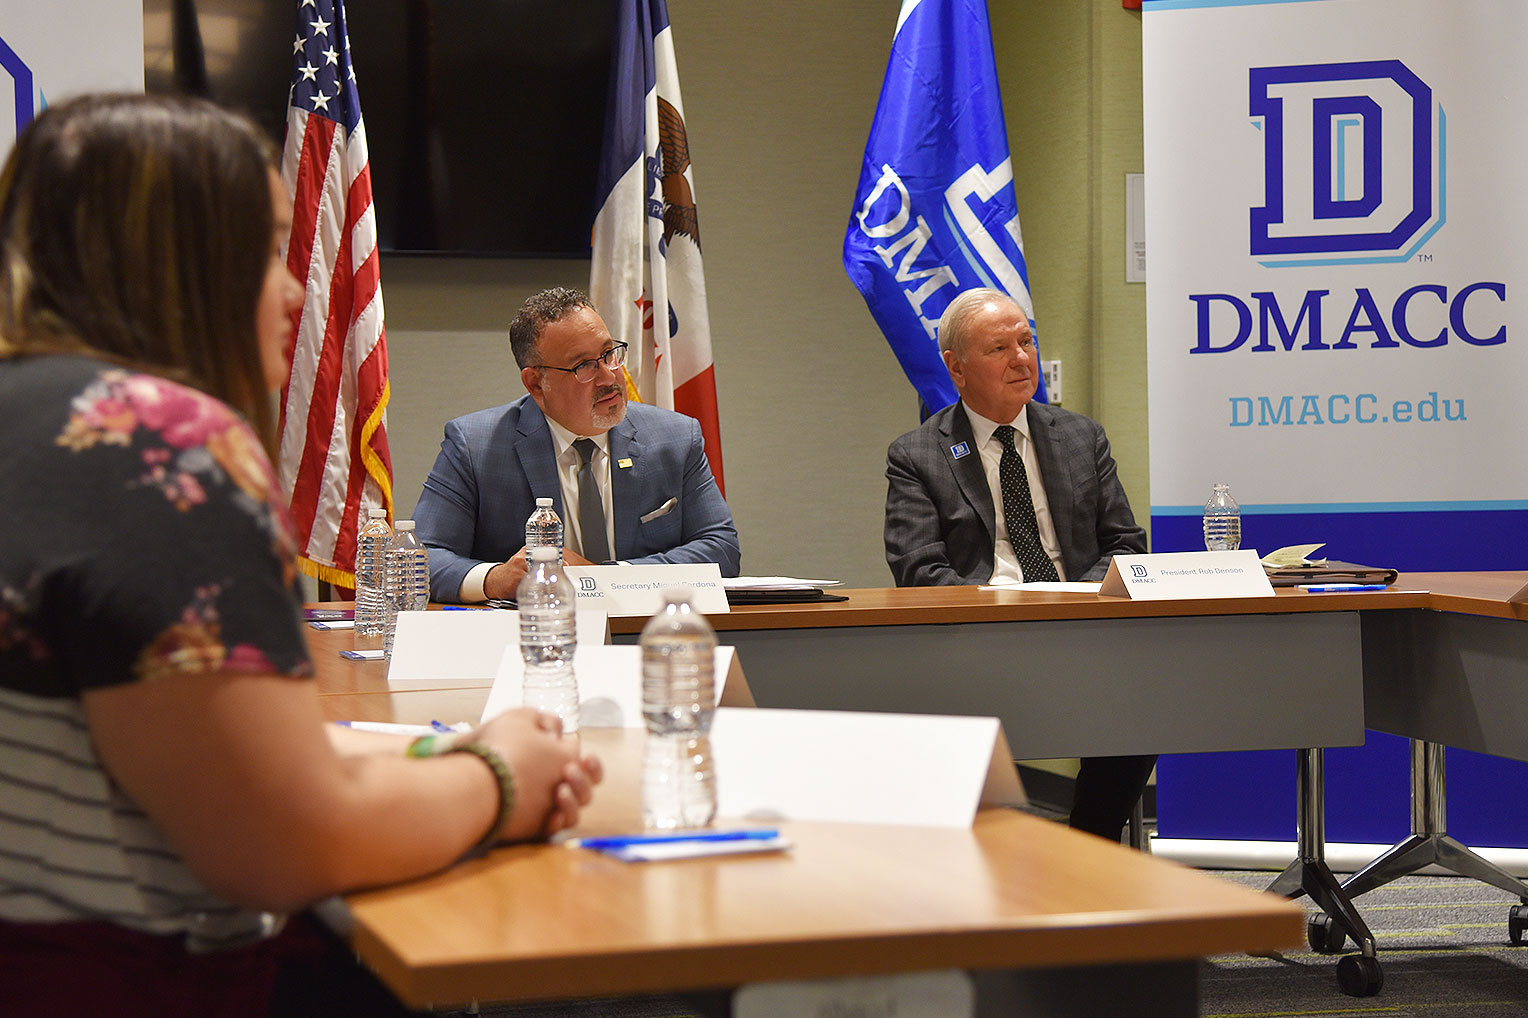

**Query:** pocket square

left=640, top=497, right=678, bottom=523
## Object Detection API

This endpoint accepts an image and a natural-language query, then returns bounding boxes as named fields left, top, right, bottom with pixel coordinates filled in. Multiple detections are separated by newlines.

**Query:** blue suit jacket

left=413, top=396, right=741, bottom=601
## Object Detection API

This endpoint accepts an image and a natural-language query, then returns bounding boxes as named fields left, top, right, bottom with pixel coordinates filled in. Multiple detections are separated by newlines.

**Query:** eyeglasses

left=538, top=342, right=628, bottom=383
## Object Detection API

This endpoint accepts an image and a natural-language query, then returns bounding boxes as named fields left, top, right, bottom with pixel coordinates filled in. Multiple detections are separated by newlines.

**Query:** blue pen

left=430, top=720, right=454, bottom=733
left=570, top=828, right=780, bottom=851
left=1300, top=583, right=1388, bottom=593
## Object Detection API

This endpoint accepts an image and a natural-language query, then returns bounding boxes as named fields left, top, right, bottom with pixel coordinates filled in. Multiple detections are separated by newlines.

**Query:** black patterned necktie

left=573, top=438, right=611, bottom=563
left=993, top=425, right=1059, bottom=583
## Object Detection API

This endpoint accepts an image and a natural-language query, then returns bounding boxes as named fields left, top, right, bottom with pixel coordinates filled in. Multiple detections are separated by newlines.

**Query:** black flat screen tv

left=145, top=0, right=615, bottom=257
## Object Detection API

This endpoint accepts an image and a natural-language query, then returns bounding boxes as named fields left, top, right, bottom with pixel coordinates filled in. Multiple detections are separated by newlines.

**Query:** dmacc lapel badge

left=950, top=442, right=970, bottom=459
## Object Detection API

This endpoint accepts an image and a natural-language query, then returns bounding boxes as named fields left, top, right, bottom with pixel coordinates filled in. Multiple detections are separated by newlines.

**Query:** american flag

left=278, top=0, right=392, bottom=590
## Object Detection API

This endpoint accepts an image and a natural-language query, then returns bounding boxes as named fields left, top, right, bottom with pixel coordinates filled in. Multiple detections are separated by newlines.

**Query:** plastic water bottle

left=1203, top=483, right=1242, bottom=551
left=355, top=507, right=392, bottom=643
left=382, top=521, right=430, bottom=659
left=517, top=546, right=579, bottom=733
left=640, top=591, right=717, bottom=830
left=525, top=497, right=563, bottom=556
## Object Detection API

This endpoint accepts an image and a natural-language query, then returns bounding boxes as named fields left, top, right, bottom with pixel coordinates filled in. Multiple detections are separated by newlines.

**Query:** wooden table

left=310, top=574, right=1528, bottom=1008
left=321, top=717, right=1301, bottom=1015
left=615, top=585, right=1425, bottom=758
left=312, top=573, right=1528, bottom=763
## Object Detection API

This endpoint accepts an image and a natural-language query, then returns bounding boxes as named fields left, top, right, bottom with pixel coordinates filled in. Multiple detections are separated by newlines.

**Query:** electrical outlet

left=1041, top=360, right=1062, bottom=405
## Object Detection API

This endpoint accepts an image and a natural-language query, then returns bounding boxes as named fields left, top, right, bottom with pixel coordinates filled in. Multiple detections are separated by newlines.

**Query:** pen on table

left=333, top=720, right=437, bottom=736
left=569, top=828, right=781, bottom=851
left=334, top=720, right=468, bottom=736
left=1299, top=583, right=1388, bottom=593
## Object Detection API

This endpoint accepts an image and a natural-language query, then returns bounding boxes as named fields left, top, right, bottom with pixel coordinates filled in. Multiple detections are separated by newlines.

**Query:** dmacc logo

left=1250, top=60, right=1444, bottom=267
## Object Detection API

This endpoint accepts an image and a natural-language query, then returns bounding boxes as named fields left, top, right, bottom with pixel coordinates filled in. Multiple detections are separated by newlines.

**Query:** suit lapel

left=608, top=415, right=641, bottom=559
left=946, top=403, right=997, bottom=548
left=513, top=400, right=566, bottom=519
left=1028, top=403, right=1075, bottom=558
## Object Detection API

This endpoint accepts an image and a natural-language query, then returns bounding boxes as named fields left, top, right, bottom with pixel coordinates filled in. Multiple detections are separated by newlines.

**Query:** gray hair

left=937, top=288, right=1020, bottom=357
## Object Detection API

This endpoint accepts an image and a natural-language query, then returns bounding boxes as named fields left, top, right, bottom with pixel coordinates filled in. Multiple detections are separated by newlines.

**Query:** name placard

left=1099, top=550, right=1275, bottom=600
left=711, top=708, right=1025, bottom=827
left=480, top=644, right=754, bottom=727
left=563, top=563, right=729, bottom=616
left=386, top=608, right=609, bottom=684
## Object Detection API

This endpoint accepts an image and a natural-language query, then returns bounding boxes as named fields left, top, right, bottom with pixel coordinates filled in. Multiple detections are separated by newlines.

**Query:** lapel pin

left=617, top=457, right=634, bottom=469
left=950, top=442, right=970, bottom=460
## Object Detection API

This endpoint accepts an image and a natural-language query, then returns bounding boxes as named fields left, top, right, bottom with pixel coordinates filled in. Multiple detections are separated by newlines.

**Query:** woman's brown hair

left=0, top=93, right=281, bottom=449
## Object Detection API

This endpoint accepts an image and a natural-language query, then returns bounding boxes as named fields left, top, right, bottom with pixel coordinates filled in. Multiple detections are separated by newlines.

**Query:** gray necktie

left=993, top=425, right=1059, bottom=583
left=573, top=438, right=611, bottom=563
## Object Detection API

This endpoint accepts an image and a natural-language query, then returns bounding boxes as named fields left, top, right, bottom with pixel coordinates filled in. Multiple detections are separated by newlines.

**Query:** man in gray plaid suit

left=883, top=287, right=1151, bottom=842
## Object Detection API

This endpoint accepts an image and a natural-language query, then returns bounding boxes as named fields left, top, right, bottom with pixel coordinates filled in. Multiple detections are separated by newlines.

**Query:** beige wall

left=383, top=0, right=1150, bottom=588
left=991, top=1, right=1149, bottom=520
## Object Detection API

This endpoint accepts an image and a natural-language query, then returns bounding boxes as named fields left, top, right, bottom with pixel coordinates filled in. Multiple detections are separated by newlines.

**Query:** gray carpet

left=1202, top=870, right=1528, bottom=1016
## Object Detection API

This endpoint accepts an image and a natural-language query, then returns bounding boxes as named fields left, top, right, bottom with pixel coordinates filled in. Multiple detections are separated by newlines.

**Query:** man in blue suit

left=413, top=288, right=740, bottom=603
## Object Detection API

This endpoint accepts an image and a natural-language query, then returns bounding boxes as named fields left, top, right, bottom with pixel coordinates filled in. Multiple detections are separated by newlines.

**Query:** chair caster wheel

left=1336, top=954, right=1383, bottom=997
left=1307, top=914, right=1347, bottom=954
left=1509, top=904, right=1528, bottom=945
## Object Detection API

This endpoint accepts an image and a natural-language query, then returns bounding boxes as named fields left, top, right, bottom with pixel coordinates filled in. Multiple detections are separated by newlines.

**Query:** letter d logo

left=1250, top=60, right=1443, bottom=266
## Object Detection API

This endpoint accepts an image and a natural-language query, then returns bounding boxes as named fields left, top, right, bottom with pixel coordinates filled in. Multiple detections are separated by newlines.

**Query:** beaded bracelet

left=447, top=742, right=517, bottom=851
left=405, top=731, right=465, bottom=758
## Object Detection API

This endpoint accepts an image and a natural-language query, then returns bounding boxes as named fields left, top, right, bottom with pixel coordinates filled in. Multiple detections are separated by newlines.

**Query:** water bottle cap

left=395, top=520, right=415, bottom=531
left=536, top=497, right=554, bottom=508
left=367, top=507, right=387, bottom=518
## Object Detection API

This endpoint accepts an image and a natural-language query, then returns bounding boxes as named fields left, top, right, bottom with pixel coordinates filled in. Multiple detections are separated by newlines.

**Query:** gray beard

left=591, top=393, right=628, bottom=432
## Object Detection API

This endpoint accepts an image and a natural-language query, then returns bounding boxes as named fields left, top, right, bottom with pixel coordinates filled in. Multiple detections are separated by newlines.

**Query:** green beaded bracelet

left=405, top=731, right=464, bottom=758
left=448, top=742, right=517, bottom=851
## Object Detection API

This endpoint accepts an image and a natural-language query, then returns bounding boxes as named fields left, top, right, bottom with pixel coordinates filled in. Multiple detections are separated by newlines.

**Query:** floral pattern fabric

left=0, top=356, right=311, bottom=696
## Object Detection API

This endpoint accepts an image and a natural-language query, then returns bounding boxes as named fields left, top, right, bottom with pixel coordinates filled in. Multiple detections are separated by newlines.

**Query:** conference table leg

left=1359, top=610, right=1528, bottom=942
left=1265, top=748, right=1383, bottom=997
left=1340, top=739, right=1528, bottom=935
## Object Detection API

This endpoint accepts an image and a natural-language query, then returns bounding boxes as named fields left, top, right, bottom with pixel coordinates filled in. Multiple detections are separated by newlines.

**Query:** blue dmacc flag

left=844, top=0, right=1046, bottom=413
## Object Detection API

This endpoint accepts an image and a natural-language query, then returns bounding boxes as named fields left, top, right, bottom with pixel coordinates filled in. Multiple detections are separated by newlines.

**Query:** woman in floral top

left=0, top=95, right=601, bottom=1016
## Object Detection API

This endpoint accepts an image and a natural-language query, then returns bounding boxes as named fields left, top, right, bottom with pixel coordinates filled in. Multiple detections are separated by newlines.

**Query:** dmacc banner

left=0, top=2, right=143, bottom=158
left=1144, top=0, right=1528, bottom=847
left=1145, top=0, right=1528, bottom=569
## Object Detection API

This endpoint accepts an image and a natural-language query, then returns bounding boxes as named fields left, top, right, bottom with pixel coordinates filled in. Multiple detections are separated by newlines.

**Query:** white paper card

left=480, top=645, right=751, bottom=726
left=563, top=563, right=729, bottom=616
left=386, top=609, right=609, bottom=683
left=979, top=581, right=1102, bottom=593
left=1098, top=550, right=1275, bottom=600
left=737, top=971, right=974, bottom=1018
left=711, top=708, right=1024, bottom=828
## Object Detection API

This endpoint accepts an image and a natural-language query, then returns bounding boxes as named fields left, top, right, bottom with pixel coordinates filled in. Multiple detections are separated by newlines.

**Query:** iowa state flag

left=590, top=0, right=724, bottom=493
left=844, top=0, right=1047, bottom=413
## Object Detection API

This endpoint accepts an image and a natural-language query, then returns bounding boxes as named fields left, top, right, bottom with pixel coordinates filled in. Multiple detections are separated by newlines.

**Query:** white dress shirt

left=963, top=404, right=1067, bottom=583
